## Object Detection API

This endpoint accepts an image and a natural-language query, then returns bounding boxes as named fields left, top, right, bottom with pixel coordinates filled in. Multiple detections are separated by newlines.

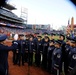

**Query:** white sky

left=9, top=0, right=76, bottom=30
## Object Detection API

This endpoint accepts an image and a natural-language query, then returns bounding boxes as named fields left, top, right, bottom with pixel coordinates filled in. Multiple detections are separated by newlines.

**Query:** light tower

left=20, top=7, right=28, bottom=24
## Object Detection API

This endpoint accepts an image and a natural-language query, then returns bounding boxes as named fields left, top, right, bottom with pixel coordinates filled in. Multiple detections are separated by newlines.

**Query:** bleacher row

left=0, top=8, right=23, bottom=22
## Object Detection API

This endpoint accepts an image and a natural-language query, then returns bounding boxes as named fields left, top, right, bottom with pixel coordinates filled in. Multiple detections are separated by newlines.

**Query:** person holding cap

left=0, top=34, right=18, bottom=75
left=68, top=37, right=76, bottom=74
left=51, top=40, right=62, bottom=75
left=64, top=36, right=72, bottom=75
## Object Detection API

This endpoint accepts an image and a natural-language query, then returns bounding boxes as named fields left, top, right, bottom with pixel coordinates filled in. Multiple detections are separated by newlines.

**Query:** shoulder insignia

left=57, top=54, right=61, bottom=58
left=72, top=54, right=76, bottom=59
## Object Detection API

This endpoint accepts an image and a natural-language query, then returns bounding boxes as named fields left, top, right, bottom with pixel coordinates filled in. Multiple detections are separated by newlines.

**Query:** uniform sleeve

left=0, top=41, right=18, bottom=51
left=68, top=54, right=76, bottom=71
left=54, top=53, right=62, bottom=69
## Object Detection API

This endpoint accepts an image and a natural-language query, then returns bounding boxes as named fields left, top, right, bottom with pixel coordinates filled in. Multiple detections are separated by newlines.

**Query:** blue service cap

left=59, top=34, right=65, bottom=37
left=70, top=36, right=76, bottom=43
left=19, top=34, right=24, bottom=36
left=55, top=40, right=62, bottom=45
left=43, top=32, right=48, bottom=35
left=66, top=36, right=72, bottom=40
left=0, top=34, right=7, bottom=42
left=50, top=33, right=56, bottom=36
left=49, top=40, right=55, bottom=43
left=37, top=36, right=42, bottom=38
left=71, top=38, right=76, bottom=43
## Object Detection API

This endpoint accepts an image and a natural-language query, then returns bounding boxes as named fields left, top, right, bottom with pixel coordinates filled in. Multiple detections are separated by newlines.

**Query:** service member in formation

left=51, top=40, right=62, bottom=75
left=64, top=36, right=72, bottom=75
left=50, top=33, right=56, bottom=41
left=12, top=34, right=19, bottom=65
left=17, top=34, right=25, bottom=66
left=42, top=36, right=49, bottom=70
left=68, top=37, right=76, bottom=74
left=47, top=40, right=55, bottom=73
left=59, top=34, right=66, bottom=73
left=28, top=34, right=35, bottom=66
left=25, top=35, right=29, bottom=62
left=42, top=32, right=48, bottom=43
left=35, top=36, right=43, bottom=67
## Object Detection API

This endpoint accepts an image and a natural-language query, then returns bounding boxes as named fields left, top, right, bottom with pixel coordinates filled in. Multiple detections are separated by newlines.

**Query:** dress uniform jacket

left=25, top=39, right=29, bottom=62
left=64, top=44, right=71, bottom=74
left=17, top=40, right=25, bottom=54
left=28, top=40, right=35, bottom=65
left=52, top=47, right=62, bottom=75
left=0, top=42, right=18, bottom=75
left=42, top=41, right=49, bottom=69
left=17, top=40, right=26, bottom=66
left=28, top=40, right=35, bottom=53
left=47, top=45, right=55, bottom=73
left=68, top=47, right=76, bottom=71
left=35, top=40, right=43, bottom=66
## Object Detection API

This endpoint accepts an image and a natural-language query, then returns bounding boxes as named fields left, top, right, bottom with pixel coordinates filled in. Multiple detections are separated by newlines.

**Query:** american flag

left=67, top=19, right=70, bottom=28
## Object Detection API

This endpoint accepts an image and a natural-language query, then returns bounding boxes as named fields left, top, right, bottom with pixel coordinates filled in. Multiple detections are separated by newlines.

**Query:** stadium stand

left=0, top=3, right=25, bottom=36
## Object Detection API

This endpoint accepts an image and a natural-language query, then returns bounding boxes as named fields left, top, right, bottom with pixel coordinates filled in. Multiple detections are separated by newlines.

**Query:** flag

left=68, top=19, right=70, bottom=25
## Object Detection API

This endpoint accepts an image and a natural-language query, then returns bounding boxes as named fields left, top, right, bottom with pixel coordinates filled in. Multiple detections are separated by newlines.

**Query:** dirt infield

left=7, top=41, right=50, bottom=75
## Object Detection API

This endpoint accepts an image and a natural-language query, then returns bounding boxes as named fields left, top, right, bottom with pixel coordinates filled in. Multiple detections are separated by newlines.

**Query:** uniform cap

left=34, top=32, right=39, bottom=34
left=0, top=34, right=7, bottom=42
left=55, top=40, right=62, bottom=45
left=49, top=40, right=55, bottom=43
left=44, top=36, right=49, bottom=39
left=37, top=36, right=42, bottom=38
left=59, top=34, right=65, bottom=40
left=29, top=34, right=34, bottom=38
left=70, top=37, right=76, bottom=43
left=19, top=34, right=24, bottom=37
left=43, top=32, right=48, bottom=35
left=66, top=36, right=72, bottom=40
left=50, top=33, right=56, bottom=36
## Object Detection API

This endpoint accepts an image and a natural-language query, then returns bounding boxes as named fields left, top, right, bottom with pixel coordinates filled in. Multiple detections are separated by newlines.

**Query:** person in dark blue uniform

left=59, top=34, right=66, bottom=60
left=47, top=40, right=55, bottom=73
left=59, top=34, right=66, bottom=73
left=0, top=34, right=18, bottom=75
left=50, top=33, right=56, bottom=41
left=35, top=36, right=43, bottom=67
left=0, top=64, right=5, bottom=75
left=51, top=40, right=62, bottom=75
left=25, top=35, right=29, bottom=62
left=12, top=40, right=19, bottom=65
left=64, top=36, right=72, bottom=75
left=42, top=36, right=49, bottom=70
left=68, top=37, right=76, bottom=74
left=17, top=34, right=25, bottom=66
left=42, top=32, right=48, bottom=43
left=28, top=34, right=35, bottom=66
left=33, top=32, right=39, bottom=42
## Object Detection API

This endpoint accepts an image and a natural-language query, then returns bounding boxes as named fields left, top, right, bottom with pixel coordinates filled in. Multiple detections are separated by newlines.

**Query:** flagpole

left=70, top=17, right=74, bottom=38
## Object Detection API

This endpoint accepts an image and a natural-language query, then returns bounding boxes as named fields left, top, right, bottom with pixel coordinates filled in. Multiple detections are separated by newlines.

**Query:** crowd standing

left=0, top=32, right=76, bottom=75
left=11, top=32, right=76, bottom=75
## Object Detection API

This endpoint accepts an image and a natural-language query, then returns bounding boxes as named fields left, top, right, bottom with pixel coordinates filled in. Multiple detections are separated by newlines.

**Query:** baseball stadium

left=0, top=0, right=76, bottom=75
